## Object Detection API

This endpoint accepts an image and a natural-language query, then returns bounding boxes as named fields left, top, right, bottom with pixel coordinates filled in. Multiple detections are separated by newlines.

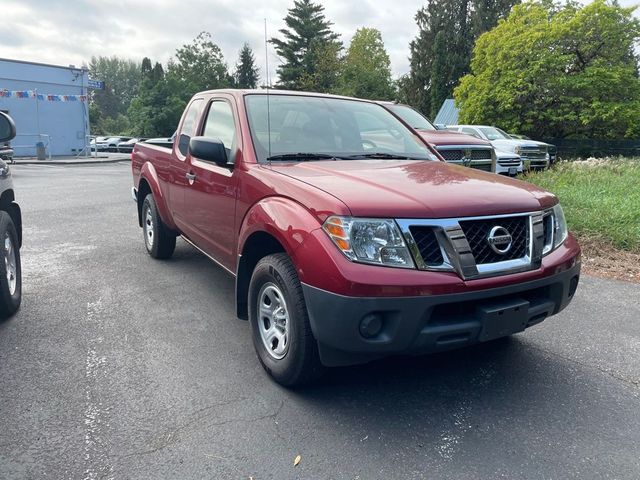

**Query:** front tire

left=142, top=194, right=176, bottom=259
left=248, top=253, right=324, bottom=387
left=0, top=211, right=21, bottom=318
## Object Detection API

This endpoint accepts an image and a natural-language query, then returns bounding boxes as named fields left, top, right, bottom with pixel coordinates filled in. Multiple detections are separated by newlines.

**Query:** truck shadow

left=279, top=333, right=626, bottom=465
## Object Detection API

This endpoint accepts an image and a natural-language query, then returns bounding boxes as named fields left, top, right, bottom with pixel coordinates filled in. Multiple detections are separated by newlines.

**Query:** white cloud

left=0, top=0, right=636, bottom=82
left=0, top=0, right=423, bottom=80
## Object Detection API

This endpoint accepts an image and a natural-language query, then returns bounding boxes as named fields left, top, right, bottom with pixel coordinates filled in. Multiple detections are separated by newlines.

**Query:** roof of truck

left=196, top=88, right=376, bottom=103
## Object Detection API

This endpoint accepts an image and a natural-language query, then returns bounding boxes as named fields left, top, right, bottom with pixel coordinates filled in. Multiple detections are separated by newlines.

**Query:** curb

left=12, top=157, right=130, bottom=166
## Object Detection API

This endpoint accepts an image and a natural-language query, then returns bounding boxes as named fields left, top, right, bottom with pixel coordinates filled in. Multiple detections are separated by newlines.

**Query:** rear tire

left=142, top=194, right=176, bottom=259
left=248, top=253, right=324, bottom=387
left=0, top=211, right=21, bottom=318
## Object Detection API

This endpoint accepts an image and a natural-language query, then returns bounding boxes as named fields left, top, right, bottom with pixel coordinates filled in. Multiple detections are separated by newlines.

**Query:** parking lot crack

left=529, top=343, right=640, bottom=391
left=120, top=398, right=284, bottom=459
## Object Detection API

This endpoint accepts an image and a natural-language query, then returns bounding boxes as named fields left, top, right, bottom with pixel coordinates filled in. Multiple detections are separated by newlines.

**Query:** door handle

left=186, top=172, right=196, bottom=182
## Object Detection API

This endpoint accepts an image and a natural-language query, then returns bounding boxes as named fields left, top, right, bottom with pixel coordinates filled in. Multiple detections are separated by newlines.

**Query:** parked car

left=449, top=125, right=550, bottom=170
left=117, top=138, right=147, bottom=154
left=94, top=136, right=132, bottom=152
left=131, top=89, right=581, bottom=386
left=510, top=134, right=557, bottom=165
left=0, top=111, right=23, bottom=318
left=494, top=149, right=524, bottom=176
left=143, top=135, right=175, bottom=149
left=376, top=102, right=499, bottom=174
left=89, top=136, right=108, bottom=152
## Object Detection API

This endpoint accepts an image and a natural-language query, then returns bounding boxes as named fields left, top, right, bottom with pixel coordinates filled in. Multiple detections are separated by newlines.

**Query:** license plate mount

left=477, top=299, right=530, bottom=342
left=508, top=166, right=518, bottom=175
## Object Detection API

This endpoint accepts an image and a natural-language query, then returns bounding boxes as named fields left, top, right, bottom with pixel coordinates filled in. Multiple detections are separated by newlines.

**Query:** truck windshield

left=244, top=94, right=435, bottom=163
left=479, top=127, right=511, bottom=140
left=387, top=104, right=436, bottom=131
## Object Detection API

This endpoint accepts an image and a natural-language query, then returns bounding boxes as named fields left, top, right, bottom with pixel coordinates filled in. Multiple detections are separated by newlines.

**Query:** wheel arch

left=0, top=189, right=21, bottom=247
left=236, top=231, right=287, bottom=320
left=137, top=163, right=177, bottom=231
left=235, top=197, right=323, bottom=320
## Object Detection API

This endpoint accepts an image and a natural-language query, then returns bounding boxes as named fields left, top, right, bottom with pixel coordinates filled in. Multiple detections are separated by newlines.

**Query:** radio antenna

left=264, top=18, right=272, bottom=160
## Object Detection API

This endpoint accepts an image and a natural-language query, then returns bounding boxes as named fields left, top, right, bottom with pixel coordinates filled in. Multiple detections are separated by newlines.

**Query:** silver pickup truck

left=450, top=125, right=550, bottom=170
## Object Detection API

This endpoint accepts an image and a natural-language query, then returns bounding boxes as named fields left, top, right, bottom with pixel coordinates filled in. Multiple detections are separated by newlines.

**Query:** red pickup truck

left=131, top=89, right=581, bottom=386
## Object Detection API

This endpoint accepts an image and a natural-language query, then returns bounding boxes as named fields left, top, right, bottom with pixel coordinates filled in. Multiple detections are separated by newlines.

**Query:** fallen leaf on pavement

left=294, top=454, right=301, bottom=466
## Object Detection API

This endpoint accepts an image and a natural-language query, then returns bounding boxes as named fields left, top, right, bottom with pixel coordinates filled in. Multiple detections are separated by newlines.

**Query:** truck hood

left=416, top=129, right=491, bottom=146
left=268, top=160, right=556, bottom=218
left=491, top=139, right=541, bottom=152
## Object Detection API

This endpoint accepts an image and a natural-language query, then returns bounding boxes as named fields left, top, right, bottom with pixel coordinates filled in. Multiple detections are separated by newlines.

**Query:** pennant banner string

left=0, top=89, right=87, bottom=102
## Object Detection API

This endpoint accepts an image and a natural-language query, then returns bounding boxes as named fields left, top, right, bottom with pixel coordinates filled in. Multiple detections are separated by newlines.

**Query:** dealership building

left=0, top=58, right=91, bottom=157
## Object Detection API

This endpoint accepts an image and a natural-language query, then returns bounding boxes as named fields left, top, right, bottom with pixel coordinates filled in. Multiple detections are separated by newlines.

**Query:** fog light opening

left=569, top=275, right=579, bottom=298
left=359, top=313, right=383, bottom=339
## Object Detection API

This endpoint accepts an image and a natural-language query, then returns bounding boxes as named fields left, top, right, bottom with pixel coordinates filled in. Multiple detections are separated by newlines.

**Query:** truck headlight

left=322, top=216, right=415, bottom=268
left=552, top=204, right=568, bottom=248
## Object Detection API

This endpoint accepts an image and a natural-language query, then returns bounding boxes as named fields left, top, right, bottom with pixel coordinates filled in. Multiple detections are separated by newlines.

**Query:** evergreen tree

left=141, top=57, right=153, bottom=77
left=270, top=0, right=341, bottom=90
left=403, top=0, right=518, bottom=118
left=234, top=43, right=260, bottom=89
left=429, top=31, right=448, bottom=114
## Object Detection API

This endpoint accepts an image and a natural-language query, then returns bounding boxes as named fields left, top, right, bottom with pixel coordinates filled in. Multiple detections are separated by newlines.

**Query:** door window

left=177, top=98, right=203, bottom=157
left=202, top=100, right=237, bottom=163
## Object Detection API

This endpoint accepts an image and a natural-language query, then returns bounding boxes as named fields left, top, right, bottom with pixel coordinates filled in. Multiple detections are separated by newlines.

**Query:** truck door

left=169, top=98, right=203, bottom=231
left=181, top=96, right=239, bottom=271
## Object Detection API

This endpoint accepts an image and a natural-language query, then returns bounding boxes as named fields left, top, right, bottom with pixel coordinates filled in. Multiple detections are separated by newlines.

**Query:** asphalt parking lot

left=1, top=162, right=639, bottom=479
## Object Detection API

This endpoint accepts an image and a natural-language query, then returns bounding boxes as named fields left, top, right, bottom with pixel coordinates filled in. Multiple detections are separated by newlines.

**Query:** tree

left=128, top=33, right=234, bottom=136
left=402, top=0, right=518, bottom=118
left=270, top=0, right=341, bottom=90
left=454, top=0, right=640, bottom=139
left=168, top=31, right=232, bottom=97
left=128, top=58, right=184, bottom=137
left=128, top=66, right=185, bottom=137
left=338, top=28, right=395, bottom=100
left=88, top=56, right=141, bottom=134
left=297, top=40, right=343, bottom=93
left=234, top=43, right=260, bottom=89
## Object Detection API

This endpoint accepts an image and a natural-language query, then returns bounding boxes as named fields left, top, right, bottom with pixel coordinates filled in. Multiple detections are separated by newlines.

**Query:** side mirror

left=189, top=136, right=229, bottom=166
left=0, top=112, right=16, bottom=143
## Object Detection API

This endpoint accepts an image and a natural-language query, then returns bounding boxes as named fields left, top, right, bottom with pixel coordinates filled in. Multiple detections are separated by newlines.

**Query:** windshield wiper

left=266, top=153, right=338, bottom=162
left=345, top=152, right=422, bottom=160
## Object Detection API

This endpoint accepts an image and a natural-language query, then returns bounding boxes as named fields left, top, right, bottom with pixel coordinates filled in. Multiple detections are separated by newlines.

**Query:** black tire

left=141, top=194, right=176, bottom=259
left=248, top=253, right=324, bottom=387
left=0, top=211, right=21, bottom=318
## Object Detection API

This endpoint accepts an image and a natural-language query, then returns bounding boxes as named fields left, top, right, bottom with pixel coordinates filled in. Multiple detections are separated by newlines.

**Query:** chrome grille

left=498, top=157, right=520, bottom=167
left=397, top=211, right=556, bottom=280
left=469, top=149, right=492, bottom=160
left=474, top=163, right=493, bottom=172
left=408, top=226, right=444, bottom=266
left=438, top=149, right=465, bottom=161
left=519, top=147, right=546, bottom=160
left=436, top=147, right=492, bottom=162
left=459, top=216, right=529, bottom=264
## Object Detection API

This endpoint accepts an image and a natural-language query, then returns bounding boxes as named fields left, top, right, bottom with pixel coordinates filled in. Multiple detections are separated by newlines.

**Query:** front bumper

left=303, top=261, right=580, bottom=367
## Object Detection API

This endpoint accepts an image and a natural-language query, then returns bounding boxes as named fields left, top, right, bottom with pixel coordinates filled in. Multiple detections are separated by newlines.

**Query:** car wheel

left=248, top=253, right=324, bottom=387
left=142, top=194, right=176, bottom=259
left=0, top=211, right=21, bottom=318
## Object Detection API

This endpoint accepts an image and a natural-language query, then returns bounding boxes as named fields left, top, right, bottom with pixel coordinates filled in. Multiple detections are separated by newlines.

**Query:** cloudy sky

left=1, top=0, right=638, bottom=82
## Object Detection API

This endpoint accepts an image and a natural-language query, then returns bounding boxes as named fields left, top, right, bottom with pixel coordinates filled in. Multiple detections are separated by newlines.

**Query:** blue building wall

left=0, top=58, right=90, bottom=157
